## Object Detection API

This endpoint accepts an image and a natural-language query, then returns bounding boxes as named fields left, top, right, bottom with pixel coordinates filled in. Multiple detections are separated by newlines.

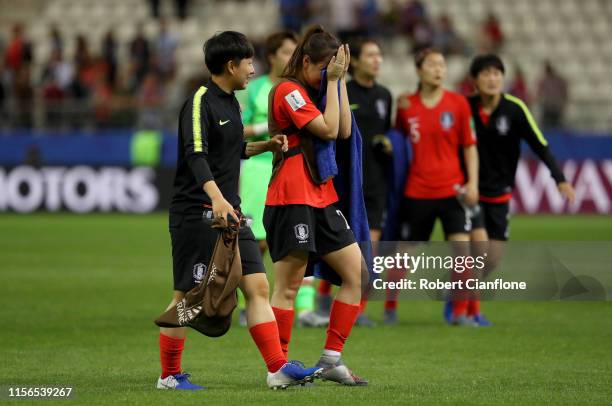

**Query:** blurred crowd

left=0, top=18, right=193, bottom=130
left=0, top=0, right=569, bottom=132
left=280, top=0, right=504, bottom=55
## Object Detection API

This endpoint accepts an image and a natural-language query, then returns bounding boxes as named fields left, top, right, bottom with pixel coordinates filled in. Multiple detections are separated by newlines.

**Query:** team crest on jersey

left=440, top=111, right=455, bottom=130
left=376, top=99, right=387, bottom=119
left=496, top=116, right=510, bottom=135
left=294, top=223, right=309, bottom=242
left=193, top=263, right=207, bottom=284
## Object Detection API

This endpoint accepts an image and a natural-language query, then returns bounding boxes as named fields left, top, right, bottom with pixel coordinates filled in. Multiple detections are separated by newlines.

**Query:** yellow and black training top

left=468, top=93, right=566, bottom=199
left=170, top=79, right=248, bottom=215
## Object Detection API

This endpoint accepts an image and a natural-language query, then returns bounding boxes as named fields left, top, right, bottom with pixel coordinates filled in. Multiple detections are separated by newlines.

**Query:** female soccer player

left=463, top=54, right=575, bottom=324
left=317, top=38, right=393, bottom=327
left=264, top=25, right=368, bottom=385
left=388, top=48, right=479, bottom=325
left=158, top=31, right=321, bottom=391
left=238, top=31, right=328, bottom=328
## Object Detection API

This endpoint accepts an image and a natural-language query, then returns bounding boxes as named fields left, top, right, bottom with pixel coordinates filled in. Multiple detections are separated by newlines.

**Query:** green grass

left=1, top=214, right=611, bottom=405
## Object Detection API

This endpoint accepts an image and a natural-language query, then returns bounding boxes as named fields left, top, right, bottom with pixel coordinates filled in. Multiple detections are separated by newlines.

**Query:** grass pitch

left=1, top=214, right=611, bottom=405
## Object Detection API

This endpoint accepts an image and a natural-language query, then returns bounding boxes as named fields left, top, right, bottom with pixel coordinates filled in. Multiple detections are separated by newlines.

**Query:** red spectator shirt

left=396, top=90, right=477, bottom=199
left=265, top=80, right=338, bottom=207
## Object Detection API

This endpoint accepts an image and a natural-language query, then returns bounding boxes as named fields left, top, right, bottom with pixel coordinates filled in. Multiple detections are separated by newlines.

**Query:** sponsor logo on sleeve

left=285, top=90, right=307, bottom=111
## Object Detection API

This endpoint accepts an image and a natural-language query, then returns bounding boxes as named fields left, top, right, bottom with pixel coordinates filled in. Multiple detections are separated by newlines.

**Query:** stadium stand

left=0, top=0, right=610, bottom=131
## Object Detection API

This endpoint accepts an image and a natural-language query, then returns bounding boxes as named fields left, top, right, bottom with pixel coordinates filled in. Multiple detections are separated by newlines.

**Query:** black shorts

left=364, top=191, right=386, bottom=231
left=169, top=212, right=265, bottom=292
left=471, top=201, right=510, bottom=241
left=397, top=197, right=471, bottom=241
left=263, top=204, right=356, bottom=263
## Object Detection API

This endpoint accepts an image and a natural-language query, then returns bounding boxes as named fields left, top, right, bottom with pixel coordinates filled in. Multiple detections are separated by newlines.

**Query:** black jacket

left=468, top=93, right=565, bottom=197
left=171, top=80, right=248, bottom=214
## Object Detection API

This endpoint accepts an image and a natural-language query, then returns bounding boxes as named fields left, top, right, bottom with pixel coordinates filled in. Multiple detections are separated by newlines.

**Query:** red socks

left=325, top=300, right=360, bottom=352
left=249, top=321, right=287, bottom=373
left=467, top=299, right=480, bottom=317
left=161, top=323, right=287, bottom=377
left=359, top=298, right=368, bottom=314
left=451, top=256, right=480, bottom=318
left=384, top=267, right=405, bottom=311
left=159, top=333, right=185, bottom=378
left=272, top=307, right=294, bottom=358
left=318, top=280, right=332, bottom=295
left=452, top=300, right=469, bottom=318
left=384, top=299, right=397, bottom=311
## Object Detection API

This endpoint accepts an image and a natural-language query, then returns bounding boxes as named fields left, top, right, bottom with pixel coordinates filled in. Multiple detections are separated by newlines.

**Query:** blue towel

left=310, top=71, right=372, bottom=286
left=382, top=129, right=412, bottom=241
left=312, top=70, right=339, bottom=181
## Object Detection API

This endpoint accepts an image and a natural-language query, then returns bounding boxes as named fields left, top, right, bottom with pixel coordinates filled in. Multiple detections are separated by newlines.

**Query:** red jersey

left=265, top=81, right=338, bottom=207
left=396, top=90, right=476, bottom=199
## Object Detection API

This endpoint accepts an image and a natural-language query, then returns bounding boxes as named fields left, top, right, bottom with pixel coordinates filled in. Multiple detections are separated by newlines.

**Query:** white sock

left=320, top=349, right=341, bottom=364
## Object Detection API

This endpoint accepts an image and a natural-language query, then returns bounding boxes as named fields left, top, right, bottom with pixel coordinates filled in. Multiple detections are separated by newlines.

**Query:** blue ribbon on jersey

left=311, top=69, right=373, bottom=286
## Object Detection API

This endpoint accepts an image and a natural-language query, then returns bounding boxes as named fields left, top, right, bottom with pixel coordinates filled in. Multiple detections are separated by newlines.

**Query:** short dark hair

left=347, top=37, right=380, bottom=75
left=203, top=31, right=254, bottom=75
left=470, top=54, right=505, bottom=78
left=414, top=47, right=443, bottom=68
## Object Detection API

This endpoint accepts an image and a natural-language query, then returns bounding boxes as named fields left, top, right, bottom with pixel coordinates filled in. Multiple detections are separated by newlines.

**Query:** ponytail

left=281, top=25, right=340, bottom=79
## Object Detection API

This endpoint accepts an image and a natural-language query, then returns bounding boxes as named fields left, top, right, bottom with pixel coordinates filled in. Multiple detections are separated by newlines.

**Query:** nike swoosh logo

left=219, top=119, right=230, bottom=126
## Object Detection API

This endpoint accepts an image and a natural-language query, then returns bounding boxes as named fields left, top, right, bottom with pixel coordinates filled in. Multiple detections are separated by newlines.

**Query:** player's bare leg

left=160, top=291, right=187, bottom=338
left=240, top=273, right=276, bottom=327
left=238, top=240, right=270, bottom=327
left=270, top=251, right=309, bottom=357
left=271, top=251, right=309, bottom=309
left=239, top=240, right=268, bottom=326
left=321, top=243, right=362, bottom=305
left=242, top=271, right=321, bottom=388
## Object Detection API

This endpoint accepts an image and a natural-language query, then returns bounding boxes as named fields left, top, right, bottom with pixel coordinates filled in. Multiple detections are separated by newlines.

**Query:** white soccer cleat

left=266, top=362, right=323, bottom=390
left=156, top=373, right=205, bottom=390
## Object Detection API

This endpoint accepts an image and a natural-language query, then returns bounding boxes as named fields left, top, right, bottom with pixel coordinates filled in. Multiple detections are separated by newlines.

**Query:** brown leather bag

left=154, top=218, right=242, bottom=337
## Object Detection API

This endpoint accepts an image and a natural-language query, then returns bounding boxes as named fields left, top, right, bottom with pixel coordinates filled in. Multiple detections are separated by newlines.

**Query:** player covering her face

left=264, top=25, right=369, bottom=385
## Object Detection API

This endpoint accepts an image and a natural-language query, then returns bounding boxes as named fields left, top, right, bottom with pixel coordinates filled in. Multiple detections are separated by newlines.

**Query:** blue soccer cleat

left=267, top=362, right=323, bottom=390
left=156, top=372, right=205, bottom=390
left=355, top=313, right=377, bottom=327
left=443, top=299, right=453, bottom=324
left=473, top=313, right=492, bottom=327
left=383, top=309, right=398, bottom=325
